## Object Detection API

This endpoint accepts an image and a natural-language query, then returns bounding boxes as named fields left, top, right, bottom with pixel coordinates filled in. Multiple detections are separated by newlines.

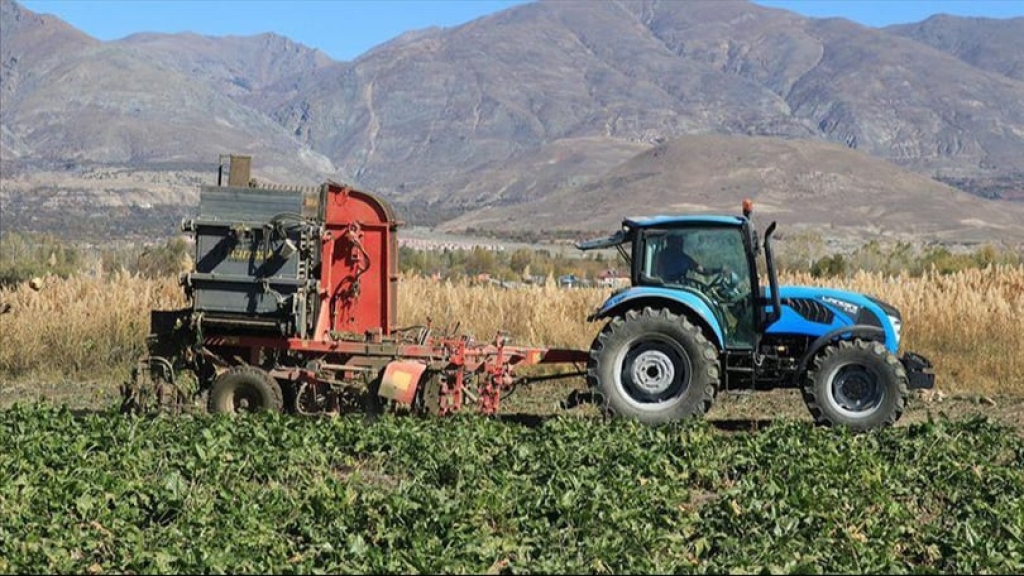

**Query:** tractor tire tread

left=802, top=338, right=908, bottom=431
left=587, top=306, right=719, bottom=425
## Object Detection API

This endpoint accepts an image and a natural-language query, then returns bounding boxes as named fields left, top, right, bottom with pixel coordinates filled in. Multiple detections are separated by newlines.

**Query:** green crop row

left=1, top=406, right=1022, bottom=574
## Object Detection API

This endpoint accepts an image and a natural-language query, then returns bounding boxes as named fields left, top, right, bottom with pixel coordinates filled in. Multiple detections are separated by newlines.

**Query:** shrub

left=0, top=232, right=82, bottom=287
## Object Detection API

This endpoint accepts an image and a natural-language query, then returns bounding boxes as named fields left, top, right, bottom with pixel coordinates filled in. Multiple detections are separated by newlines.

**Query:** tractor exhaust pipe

left=763, top=221, right=782, bottom=326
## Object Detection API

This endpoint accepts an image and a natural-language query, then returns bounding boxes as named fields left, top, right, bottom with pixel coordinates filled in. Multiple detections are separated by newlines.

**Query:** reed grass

left=1, top=266, right=1021, bottom=395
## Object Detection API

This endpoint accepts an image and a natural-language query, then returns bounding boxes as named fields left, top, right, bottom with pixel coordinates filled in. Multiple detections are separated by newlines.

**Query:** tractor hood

left=765, top=285, right=903, bottom=353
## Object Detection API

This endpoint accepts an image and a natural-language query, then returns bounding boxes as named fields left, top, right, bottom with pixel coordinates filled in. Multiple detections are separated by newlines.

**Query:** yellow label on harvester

left=378, top=363, right=423, bottom=404
left=227, top=247, right=272, bottom=262
left=392, top=371, right=412, bottom=391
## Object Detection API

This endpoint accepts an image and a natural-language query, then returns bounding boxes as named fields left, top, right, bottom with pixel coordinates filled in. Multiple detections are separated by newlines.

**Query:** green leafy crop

left=1, top=406, right=1021, bottom=574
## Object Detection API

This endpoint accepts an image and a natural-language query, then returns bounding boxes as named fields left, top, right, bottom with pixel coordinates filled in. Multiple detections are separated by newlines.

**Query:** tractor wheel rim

left=614, top=336, right=690, bottom=408
left=826, top=362, right=884, bottom=416
left=631, top=350, right=676, bottom=395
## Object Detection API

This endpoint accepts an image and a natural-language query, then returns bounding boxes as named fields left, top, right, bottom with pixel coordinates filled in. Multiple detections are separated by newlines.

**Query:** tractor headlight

left=888, top=315, right=902, bottom=345
left=865, top=296, right=903, bottom=346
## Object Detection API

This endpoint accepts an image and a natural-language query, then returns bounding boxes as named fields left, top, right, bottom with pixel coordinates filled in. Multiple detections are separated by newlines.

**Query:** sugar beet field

left=2, top=269, right=1024, bottom=573
left=2, top=404, right=1023, bottom=574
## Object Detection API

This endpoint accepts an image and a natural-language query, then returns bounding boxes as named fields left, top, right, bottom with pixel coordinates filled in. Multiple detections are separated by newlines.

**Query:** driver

left=655, top=234, right=707, bottom=282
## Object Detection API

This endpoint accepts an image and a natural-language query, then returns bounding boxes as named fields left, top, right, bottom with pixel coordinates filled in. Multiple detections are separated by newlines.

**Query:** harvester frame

left=121, top=155, right=588, bottom=419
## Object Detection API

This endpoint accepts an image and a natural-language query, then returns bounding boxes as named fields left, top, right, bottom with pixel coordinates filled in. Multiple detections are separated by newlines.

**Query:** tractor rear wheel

left=588, top=307, right=719, bottom=425
left=802, top=338, right=908, bottom=432
left=208, top=365, right=284, bottom=414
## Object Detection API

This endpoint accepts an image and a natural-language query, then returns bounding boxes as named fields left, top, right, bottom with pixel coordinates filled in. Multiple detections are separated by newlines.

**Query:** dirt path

left=2, top=376, right=1021, bottom=435
left=707, top=388, right=1023, bottom=433
left=506, top=379, right=1024, bottom=435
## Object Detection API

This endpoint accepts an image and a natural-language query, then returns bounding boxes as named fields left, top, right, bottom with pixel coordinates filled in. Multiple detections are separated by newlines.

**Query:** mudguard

left=589, top=286, right=725, bottom=349
left=791, top=325, right=936, bottom=390
left=378, top=360, right=428, bottom=405
left=792, top=325, right=886, bottom=386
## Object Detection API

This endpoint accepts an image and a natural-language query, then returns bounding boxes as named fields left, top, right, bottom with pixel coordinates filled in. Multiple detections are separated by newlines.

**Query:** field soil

left=2, top=375, right=1021, bottom=435
left=504, top=377, right=1024, bottom=435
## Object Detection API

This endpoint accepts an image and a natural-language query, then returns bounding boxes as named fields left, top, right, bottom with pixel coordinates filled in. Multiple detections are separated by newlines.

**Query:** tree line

left=2, top=230, right=1019, bottom=288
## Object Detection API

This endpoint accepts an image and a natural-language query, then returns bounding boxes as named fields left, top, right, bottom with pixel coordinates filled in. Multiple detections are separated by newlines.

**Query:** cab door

left=639, top=226, right=756, bottom=349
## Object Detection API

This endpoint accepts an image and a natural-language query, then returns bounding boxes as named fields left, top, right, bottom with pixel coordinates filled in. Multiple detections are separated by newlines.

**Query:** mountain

left=117, top=31, right=336, bottom=102
left=258, top=0, right=1024, bottom=203
left=1, top=0, right=97, bottom=161
left=0, top=0, right=335, bottom=178
left=443, top=134, right=1024, bottom=244
left=2, top=0, right=1023, bottom=245
left=887, top=15, right=1024, bottom=82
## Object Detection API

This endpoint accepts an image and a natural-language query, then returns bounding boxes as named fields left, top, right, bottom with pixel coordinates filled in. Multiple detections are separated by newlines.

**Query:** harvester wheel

left=413, top=371, right=445, bottom=417
left=208, top=365, right=284, bottom=415
left=802, top=338, right=908, bottom=432
left=588, top=307, right=719, bottom=425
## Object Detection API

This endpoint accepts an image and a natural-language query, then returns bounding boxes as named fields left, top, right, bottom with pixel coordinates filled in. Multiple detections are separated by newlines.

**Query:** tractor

left=576, top=200, right=935, bottom=431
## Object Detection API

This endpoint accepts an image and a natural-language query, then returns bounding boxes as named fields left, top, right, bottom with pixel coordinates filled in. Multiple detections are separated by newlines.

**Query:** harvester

left=123, top=155, right=934, bottom=431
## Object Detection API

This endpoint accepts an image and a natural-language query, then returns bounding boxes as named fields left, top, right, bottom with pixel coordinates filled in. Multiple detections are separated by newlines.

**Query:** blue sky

left=20, top=0, right=1024, bottom=62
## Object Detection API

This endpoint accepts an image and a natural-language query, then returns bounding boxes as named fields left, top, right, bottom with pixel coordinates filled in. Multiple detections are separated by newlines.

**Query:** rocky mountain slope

left=1, top=0, right=1022, bottom=244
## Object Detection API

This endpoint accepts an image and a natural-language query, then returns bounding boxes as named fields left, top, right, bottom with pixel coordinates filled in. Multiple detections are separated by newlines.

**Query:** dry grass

left=0, top=271, right=185, bottom=378
left=398, top=277, right=604, bottom=349
left=781, top=266, right=1024, bottom=395
left=1, top=266, right=1021, bottom=396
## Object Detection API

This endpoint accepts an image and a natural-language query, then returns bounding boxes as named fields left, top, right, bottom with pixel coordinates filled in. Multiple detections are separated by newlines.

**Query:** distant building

left=596, top=268, right=630, bottom=288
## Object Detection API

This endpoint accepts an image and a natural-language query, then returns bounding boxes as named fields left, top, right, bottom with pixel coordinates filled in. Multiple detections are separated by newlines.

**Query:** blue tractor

left=576, top=201, right=935, bottom=431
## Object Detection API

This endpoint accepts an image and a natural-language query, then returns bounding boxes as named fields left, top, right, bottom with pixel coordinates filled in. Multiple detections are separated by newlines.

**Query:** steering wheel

left=705, top=269, right=745, bottom=304
left=676, top=274, right=712, bottom=292
left=672, top=268, right=741, bottom=302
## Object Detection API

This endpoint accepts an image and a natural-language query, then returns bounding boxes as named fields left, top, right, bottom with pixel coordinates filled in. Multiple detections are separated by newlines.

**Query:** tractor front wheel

left=802, top=339, right=908, bottom=432
left=588, top=307, right=719, bottom=425
left=208, top=365, right=284, bottom=415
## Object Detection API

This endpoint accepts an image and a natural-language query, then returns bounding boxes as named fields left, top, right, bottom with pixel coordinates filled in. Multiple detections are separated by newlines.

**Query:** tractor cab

left=577, top=202, right=781, bottom=353
left=631, top=216, right=758, bottom=349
